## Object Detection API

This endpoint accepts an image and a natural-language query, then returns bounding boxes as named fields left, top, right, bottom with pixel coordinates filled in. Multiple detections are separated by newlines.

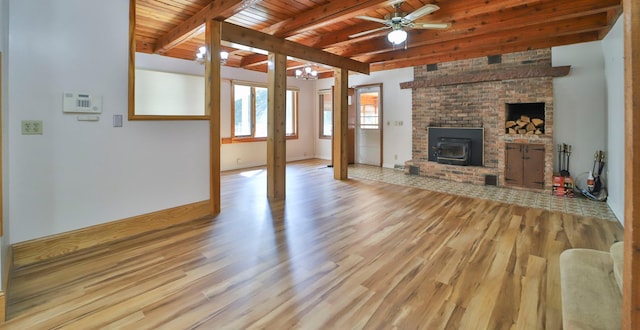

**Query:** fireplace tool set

left=557, top=143, right=572, bottom=177
left=576, top=150, right=607, bottom=201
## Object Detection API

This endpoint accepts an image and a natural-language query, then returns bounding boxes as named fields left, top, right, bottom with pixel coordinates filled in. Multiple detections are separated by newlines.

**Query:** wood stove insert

left=428, top=127, right=484, bottom=166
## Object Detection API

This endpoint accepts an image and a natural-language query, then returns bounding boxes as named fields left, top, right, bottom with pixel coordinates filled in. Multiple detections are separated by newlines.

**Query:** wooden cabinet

left=505, top=143, right=545, bottom=189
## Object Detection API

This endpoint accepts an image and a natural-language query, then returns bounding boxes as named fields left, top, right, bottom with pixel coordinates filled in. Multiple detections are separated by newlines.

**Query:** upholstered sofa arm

left=559, top=243, right=623, bottom=330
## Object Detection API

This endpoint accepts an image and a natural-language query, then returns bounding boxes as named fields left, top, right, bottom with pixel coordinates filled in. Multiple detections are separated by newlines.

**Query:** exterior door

left=355, top=85, right=382, bottom=166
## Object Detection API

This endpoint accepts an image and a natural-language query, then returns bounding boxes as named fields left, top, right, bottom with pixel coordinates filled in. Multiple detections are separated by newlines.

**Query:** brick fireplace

left=403, top=49, right=568, bottom=191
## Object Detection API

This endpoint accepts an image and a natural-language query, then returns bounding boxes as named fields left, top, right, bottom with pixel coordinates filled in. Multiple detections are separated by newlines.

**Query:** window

left=359, top=92, right=379, bottom=129
left=231, top=82, right=298, bottom=141
left=319, top=90, right=332, bottom=139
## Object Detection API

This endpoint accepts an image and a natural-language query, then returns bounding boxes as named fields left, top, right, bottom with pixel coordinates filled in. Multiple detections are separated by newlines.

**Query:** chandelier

left=295, top=63, right=318, bottom=80
left=195, top=46, right=229, bottom=65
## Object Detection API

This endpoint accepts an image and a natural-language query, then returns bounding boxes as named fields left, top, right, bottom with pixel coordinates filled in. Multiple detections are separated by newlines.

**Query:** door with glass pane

left=355, top=85, right=382, bottom=166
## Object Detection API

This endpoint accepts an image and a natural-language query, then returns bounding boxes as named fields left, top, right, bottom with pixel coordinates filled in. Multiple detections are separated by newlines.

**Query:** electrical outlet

left=22, top=120, right=43, bottom=135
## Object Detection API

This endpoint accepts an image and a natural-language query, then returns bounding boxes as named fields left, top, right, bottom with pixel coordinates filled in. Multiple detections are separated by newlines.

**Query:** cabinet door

left=523, top=144, right=545, bottom=189
left=505, top=143, right=523, bottom=186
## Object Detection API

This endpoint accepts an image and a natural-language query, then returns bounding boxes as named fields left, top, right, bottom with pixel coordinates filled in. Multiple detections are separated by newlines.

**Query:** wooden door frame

left=354, top=83, right=383, bottom=167
left=623, top=0, right=639, bottom=328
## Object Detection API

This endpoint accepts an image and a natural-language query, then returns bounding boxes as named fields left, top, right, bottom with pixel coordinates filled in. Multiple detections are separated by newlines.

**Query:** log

left=526, top=130, right=534, bottom=135
left=518, top=128, right=527, bottom=134
left=535, top=129, right=542, bottom=135
left=526, top=123, right=536, bottom=132
left=532, top=118, right=544, bottom=127
left=508, top=128, right=516, bottom=134
left=505, top=120, right=517, bottom=128
left=516, top=120, right=527, bottom=128
left=520, top=115, right=531, bottom=123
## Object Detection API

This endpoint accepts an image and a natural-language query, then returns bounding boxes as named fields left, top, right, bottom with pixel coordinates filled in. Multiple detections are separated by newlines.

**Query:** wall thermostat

left=63, top=92, right=102, bottom=114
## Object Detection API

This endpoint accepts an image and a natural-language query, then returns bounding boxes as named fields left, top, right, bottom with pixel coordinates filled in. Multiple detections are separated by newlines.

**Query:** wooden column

left=623, top=0, right=640, bottom=328
left=333, top=68, right=348, bottom=179
left=267, top=52, right=287, bottom=200
left=205, top=20, right=222, bottom=214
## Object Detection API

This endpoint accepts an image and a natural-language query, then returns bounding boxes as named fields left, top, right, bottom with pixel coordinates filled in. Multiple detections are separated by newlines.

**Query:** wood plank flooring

left=3, top=159, right=624, bottom=329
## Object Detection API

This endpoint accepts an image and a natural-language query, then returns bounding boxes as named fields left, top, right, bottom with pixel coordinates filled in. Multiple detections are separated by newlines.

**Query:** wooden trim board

left=0, top=291, right=5, bottom=323
left=11, top=200, right=211, bottom=268
left=623, top=0, right=640, bottom=327
left=1, top=246, right=11, bottom=322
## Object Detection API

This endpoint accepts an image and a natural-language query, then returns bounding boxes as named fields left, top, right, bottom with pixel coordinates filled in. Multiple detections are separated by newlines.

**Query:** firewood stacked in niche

left=505, top=115, right=544, bottom=134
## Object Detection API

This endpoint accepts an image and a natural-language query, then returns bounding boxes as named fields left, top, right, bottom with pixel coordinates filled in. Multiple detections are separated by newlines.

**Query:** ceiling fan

left=351, top=1, right=451, bottom=45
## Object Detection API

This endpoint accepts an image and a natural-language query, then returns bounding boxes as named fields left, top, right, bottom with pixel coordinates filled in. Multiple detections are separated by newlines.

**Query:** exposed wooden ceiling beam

left=331, top=0, right=619, bottom=58
left=154, top=0, right=245, bottom=54
left=240, top=53, right=268, bottom=67
left=292, top=0, right=546, bottom=50
left=136, top=40, right=154, bottom=53
left=221, top=22, right=370, bottom=74
left=369, top=32, right=599, bottom=71
left=354, top=14, right=608, bottom=63
left=263, top=0, right=390, bottom=38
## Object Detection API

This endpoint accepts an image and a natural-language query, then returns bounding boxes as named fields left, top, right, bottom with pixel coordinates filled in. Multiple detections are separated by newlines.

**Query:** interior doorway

left=354, top=84, right=382, bottom=166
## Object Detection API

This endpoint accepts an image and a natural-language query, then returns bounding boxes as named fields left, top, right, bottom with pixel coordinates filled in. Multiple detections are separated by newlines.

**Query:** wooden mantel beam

left=221, top=22, right=370, bottom=75
left=154, top=0, right=245, bottom=54
left=399, top=65, right=571, bottom=89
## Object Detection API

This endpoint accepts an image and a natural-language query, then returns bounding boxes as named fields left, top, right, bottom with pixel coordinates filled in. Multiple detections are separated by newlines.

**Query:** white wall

left=8, top=0, right=212, bottom=243
left=315, top=68, right=413, bottom=168
left=602, top=16, right=625, bottom=225
left=136, top=53, right=316, bottom=171
left=552, top=42, right=607, bottom=183
left=552, top=22, right=625, bottom=227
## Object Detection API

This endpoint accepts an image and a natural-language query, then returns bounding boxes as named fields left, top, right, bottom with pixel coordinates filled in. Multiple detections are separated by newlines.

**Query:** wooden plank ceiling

left=135, top=0, right=622, bottom=76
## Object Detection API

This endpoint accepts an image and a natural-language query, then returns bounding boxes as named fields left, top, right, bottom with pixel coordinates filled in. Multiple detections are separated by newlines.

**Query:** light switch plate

left=22, top=120, right=43, bottom=135
left=113, top=114, right=123, bottom=127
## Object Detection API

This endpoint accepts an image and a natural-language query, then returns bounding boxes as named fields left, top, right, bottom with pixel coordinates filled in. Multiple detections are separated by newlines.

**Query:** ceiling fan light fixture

left=387, top=29, right=407, bottom=45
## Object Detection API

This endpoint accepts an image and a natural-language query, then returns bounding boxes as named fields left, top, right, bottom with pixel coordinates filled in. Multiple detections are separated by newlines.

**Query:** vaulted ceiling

left=134, top=0, right=622, bottom=77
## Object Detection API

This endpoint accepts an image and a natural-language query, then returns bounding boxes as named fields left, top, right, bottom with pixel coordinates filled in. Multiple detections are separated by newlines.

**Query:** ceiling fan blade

left=404, top=4, right=439, bottom=22
left=349, top=26, right=391, bottom=38
left=414, top=22, right=451, bottom=29
left=354, top=15, right=389, bottom=25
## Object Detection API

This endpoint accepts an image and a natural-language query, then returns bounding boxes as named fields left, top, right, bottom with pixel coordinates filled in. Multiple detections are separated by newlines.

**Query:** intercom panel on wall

left=63, top=92, right=102, bottom=114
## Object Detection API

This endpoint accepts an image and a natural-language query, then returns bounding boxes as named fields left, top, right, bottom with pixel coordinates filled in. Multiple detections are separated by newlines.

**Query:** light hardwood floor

left=3, top=159, right=624, bottom=329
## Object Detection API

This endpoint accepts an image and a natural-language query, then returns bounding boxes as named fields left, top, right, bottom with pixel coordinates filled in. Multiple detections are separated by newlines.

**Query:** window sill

left=222, top=135, right=298, bottom=144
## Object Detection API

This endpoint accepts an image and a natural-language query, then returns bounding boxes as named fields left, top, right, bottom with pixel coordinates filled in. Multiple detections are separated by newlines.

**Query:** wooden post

left=206, top=20, right=222, bottom=214
left=333, top=68, right=348, bottom=179
left=267, top=52, right=287, bottom=200
left=623, top=0, right=640, bottom=328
